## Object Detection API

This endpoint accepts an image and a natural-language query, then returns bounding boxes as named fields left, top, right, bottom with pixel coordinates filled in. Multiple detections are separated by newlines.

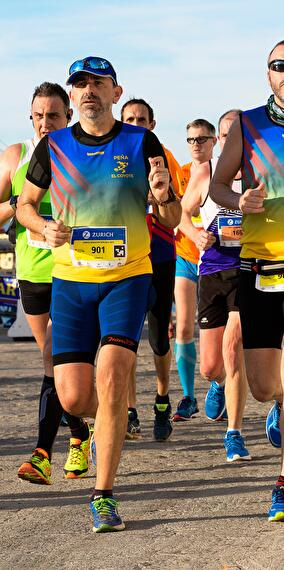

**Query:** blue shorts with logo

left=175, top=255, right=198, bottom=283
left=51, top=274, right=153, bottom=366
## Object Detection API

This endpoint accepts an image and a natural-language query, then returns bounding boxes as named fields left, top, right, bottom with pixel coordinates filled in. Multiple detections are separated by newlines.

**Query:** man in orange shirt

left=173, top=119, right=217, bottom=421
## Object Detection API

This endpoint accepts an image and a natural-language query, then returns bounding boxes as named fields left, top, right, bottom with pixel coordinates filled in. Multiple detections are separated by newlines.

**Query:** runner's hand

left=43, top=219, right=71, bottom=247
left=195, top=229, right=216, bottom=251
left=239, top=182, right=267, bottom=214
left=148, top=157, right=170, bottom=203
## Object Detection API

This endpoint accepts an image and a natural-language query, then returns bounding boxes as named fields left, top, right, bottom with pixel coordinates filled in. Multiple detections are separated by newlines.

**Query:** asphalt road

left=0, top=324, right=283, bottom=570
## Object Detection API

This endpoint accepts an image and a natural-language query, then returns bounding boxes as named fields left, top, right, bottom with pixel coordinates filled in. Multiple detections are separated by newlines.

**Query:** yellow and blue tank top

left=241, top=105, right=284, bottom=260
left=12, top=139, right=53, bottom=283
left=47, top=123, right=152, bottom=282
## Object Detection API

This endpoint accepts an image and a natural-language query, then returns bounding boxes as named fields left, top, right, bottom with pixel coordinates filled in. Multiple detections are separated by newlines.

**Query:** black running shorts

left=198, top=269, right=240, bottom=329
left=238, top=270, right=284, bottom=349
left=18, top=280, right=52, bottom=315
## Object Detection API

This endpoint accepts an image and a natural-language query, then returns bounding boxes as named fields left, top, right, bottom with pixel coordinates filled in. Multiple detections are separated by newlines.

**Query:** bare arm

left=209, top=118, right=267, bottom=213
left=0, top=144, right=21, bottom=225
left=179, top=162, right=216, bottom=251
left=17, top=180, right=70, bottom=247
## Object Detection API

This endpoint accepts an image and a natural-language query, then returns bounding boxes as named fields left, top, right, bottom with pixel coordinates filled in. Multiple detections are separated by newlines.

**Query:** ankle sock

left=91, top=489, right=113, bottom=500
left=155, top=393, right=170, bottom=412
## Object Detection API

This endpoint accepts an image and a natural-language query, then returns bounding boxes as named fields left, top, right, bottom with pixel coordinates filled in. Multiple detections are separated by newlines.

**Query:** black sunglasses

left=187, top=136, right=214, bottom=145
left=268, top=60, right=284, bottom=72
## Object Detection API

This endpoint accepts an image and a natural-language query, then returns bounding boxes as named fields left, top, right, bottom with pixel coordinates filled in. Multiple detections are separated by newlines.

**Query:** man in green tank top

left=0, top=82, right=91, bottom=484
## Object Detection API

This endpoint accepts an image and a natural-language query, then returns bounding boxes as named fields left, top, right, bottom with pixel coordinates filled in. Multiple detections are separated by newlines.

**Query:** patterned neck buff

left=266, top=94, right=284, bottom=126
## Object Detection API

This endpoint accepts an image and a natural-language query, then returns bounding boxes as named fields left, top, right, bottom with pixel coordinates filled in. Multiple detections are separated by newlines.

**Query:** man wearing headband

left=209, top=40, right=284, bottom=522
left=17, top=56, right=176, bottom=532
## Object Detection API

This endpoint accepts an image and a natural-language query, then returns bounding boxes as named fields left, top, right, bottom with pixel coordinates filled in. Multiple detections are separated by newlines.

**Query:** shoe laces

left=210, top=383, right=224, bottom=400
left=225, top=432, right=244, bottom=451
left=68, top=443, right=82, bottom=465
left=94, top=497, right=117, bottom=517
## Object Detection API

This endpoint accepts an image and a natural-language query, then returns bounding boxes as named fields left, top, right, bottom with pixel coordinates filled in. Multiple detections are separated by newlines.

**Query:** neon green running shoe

left=64, top=427, right=90, bottom=479
left=18, top=448, right=52, bottom=485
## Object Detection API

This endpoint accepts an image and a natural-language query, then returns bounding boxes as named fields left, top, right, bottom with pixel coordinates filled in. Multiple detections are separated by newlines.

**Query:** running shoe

left=125, top=410, right=142, bottom=440
left=90, top=497, right=125, bottom=532
left=205, top=381, right=226, bottom=421
left=172, top=396, right=199, bottom=422
left=268, top=485, right=284, bottom=522
left=89, top=430, right=96, bottom=469
left=223, top=430, right=252, bottom=462
left=266, top=401, right=281, bottom=448
left=18, top=448, right=52, bottom=485
left=64, top=429, right=90, bottom=479
left=153, top=403, right=173, bottom=441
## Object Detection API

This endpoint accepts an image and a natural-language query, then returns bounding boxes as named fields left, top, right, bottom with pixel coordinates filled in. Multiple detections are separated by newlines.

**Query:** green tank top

left=12, top=139, right=53, bottom=283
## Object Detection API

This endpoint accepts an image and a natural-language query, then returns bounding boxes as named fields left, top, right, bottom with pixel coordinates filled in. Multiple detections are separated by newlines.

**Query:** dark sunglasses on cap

left=268, top=60, right=284, bottom=72
left=67, top=56, right=117, bottom=85
left=187, top=136, right=214, bottom=145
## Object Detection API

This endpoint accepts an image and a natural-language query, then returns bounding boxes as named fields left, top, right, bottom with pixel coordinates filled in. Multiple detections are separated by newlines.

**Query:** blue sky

left=0, top=1, right=283, bottom=163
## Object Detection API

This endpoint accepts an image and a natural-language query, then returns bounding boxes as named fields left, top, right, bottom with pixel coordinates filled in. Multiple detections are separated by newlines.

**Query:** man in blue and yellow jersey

left=17, top=56, right=177, bottom=533
left=0, top=82, right=90, bottom=485
left=121, top=98, right=182, bottom=442
left=210, top=40, right=284, bottom=522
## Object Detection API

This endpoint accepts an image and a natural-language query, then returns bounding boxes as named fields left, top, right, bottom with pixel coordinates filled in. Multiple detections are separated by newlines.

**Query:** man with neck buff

left=210, top=40, right=284, bottom=522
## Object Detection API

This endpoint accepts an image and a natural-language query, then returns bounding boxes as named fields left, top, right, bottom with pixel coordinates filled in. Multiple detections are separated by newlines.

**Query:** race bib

left=70, top=226, right=127, bottom=269
left=218, top=215, right=243, bottom=247
left=255, top=273, right=284, bottom=293
left=26, top=215, right=53, bottom=249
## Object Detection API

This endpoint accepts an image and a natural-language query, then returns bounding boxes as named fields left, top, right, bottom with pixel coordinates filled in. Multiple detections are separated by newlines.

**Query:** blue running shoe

left=172, top=396, right=199, bottom=422
left=153, top=403, right=173, bottom=441
left=90, top=497, right=125, bottom=532
left=224, top=430, right=252, bottom=462
left=268, top=485, right=284, bottom=522
left=89, top=430, right=96, bottom=469
left=205, top=381, right=226, bottom=421
left=266, top=401, right=281, bottom=448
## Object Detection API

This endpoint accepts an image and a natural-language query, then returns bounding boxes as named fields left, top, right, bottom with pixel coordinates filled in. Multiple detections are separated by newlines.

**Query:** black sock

left=36, top=375, right=63, bottom=459
left=91, top=489, right=113, bottom=501
left=155, top=393, right=170, bottom=404
left=63, top=413, right=89, bottom=442
left=128, top=407, right=137, bottom=419
left=276, top=476, right=284, bottom=486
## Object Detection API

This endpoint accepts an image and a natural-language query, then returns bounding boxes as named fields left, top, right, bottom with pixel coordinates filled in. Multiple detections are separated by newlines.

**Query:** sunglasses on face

left=187, top=136, right=214, bottom=145
left=268, top=60, right=284, bottom=72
